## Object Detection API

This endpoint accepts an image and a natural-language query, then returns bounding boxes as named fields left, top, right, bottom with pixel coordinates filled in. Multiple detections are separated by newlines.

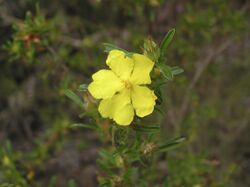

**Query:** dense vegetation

left=0, top=0, right=249, bottom=186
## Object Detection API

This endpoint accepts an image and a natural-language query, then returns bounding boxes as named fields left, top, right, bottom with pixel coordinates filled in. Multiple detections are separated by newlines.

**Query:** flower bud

left=143, top=38, right=160, bottom=63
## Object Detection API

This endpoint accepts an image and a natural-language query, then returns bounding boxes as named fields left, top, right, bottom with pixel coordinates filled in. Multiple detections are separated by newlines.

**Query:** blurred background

left=0, top=0, right=249, bottom=186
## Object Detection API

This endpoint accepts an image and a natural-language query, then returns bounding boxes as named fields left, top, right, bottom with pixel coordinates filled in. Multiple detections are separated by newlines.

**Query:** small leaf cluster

left=3, top=5, right=52, bottom=64
left=146, top=29, right=184, bottom=81
left=145, top=29, right=183, bottom=105
left=96, top=123, right=185, bottom=187
left=0, top=142, right=28, bottom=186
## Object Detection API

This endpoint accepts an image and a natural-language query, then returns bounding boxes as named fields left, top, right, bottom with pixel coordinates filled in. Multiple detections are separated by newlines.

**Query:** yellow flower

left=88, top=50, right=157, bottom=126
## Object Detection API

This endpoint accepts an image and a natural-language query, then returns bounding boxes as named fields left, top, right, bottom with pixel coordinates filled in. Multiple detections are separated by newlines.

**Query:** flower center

left=122, top=80, right=132, bottom=90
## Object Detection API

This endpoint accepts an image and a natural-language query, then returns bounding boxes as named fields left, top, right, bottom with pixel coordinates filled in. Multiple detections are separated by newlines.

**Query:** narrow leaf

left=96, top=159, right=113, bottom=176
left=78, top=84, right=88, bottom=92
left=160, top=28, right=175, bottom=54
left=171, top=66, right=184, bottom=75
left=103, top=43, right=133, bottom=57
left=103, top=43, right=123, bottom=53
left=64, top=89, right=84, bottom=109
left=157, top=64, right=173, bottom=80
left=157, top=136, right=186, bottom=152
left=155, top=88, right=163, bottom=105
left=133, top=124, right=160, bottom=133
left=70, top=123, right=96, bottom=130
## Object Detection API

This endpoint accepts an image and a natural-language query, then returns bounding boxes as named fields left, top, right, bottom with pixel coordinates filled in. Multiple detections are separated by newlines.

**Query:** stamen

left=123, top=80, right=132, bottom=89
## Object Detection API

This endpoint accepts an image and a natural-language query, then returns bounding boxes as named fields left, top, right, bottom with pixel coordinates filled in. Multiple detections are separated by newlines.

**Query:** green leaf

left=160, top=28, right=175, bottom=55
left=171, top=66, right=184, bottom=75
left=157, top=136, right=186, bottom=152
left=154, top=87, right=163, bottom=105
left=78, top=84, right=88, bottom=92
left=133, top=124, right=160, bottom=133
left=96, top=150, right=116, bottom=176
left=103, top=43, right=133, bottom=58
left=99, top=178, right=112, bottom=187
left=157, top=64, right=173, bottom=80
left=96, top=159, right=110, bottom=172
left=103, top=43, right=123, bottom=52
left=113, top=145, right=128, bottom=155
left=64, top=89, right=84, bottom=109
left=70, top=123, right=96, bottom=130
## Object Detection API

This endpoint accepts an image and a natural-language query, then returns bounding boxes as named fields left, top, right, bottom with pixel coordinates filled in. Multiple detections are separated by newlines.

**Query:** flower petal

left=130, top=54, right=154, bottom=85
left=131, top=85, right=157, bottom=117
left=106, top=50, right=134, bottom=79
left=98, top=89, right=134, bottom=126
left=88, top=70, right=123, bottom=99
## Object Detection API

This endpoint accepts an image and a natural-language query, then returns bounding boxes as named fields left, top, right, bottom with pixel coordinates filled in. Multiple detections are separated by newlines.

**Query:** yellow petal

left=88, top=70, right=123, bottom=99
left=98, top=89, right=134, bottom=126
left=106, top=50, right=134, bottom=79
left=98, top=99, right=113, bottom=118
left=130, top=53, right=154, bottom=85
left=131, top=85, right=157, bottom=117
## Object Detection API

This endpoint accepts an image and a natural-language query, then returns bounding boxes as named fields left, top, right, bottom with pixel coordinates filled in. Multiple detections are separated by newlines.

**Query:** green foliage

left=103, top=43, right=133, bottom=58
left=159, top=28, right=175, bottom=64
left=78, top=32, right=186, bottom=186
left=157, top=136, right=186, bottom=152
left=95, top=124, right=185, bottom=186
left=0, top=0, right=249, bottom=186
left=78, top=84, right=88, bottom=92
left=0, top=142, right=28, bottom=186
left=143, top=38, right=160, bottom=63
left=4, top=5, right=53, bottom=64
left=64, top=89, right=85, bottom=109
